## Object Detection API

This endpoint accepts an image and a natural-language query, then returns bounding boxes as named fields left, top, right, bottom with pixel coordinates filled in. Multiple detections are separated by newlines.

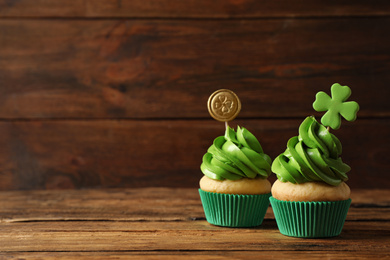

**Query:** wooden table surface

left=0, top=188, right=389, bottom=259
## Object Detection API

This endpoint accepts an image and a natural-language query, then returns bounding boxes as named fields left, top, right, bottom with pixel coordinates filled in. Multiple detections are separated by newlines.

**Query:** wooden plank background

left=0, top=0, right=389, bottom=190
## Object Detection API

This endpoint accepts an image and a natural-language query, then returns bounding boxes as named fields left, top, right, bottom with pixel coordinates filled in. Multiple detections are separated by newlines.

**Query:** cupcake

left=199, top=89, right=272, bottom=227
left=270, top=83, right=359, bottom=238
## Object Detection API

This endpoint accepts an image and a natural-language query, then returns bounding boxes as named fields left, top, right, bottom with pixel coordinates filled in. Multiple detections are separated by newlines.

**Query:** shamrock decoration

left=313, top=83, right=359, bottom=130
left=214, top=94, right=234, bottom=116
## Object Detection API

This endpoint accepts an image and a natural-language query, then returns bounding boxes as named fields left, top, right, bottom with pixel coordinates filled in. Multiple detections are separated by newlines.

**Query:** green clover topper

left=313, top=83, right=359, bottom=130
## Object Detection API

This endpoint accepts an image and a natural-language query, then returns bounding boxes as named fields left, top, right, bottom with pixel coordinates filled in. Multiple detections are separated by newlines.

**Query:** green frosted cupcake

left=199, top=125, right=272, bottom=227
left=270, top=83, right=359, bottom=238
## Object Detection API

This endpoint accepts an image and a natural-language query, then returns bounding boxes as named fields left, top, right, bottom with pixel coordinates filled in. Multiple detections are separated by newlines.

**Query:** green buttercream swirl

left=271, top=116, right=350, bottom=186
left=201, top=126, right=272, bottom=180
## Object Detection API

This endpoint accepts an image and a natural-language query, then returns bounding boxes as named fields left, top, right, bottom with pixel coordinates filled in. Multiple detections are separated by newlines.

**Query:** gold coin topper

left=207, top=89, right=241, bottom=122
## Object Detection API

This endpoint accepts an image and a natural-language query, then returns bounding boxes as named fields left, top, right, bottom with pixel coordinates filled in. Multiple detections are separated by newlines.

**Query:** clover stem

left=327, top=126, right=330, bottom=132
left=225, top=121, right=229, bottom=130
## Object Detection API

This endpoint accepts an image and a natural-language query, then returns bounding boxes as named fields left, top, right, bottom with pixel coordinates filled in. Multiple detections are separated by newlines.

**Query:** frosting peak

left=271, top=116, right=350, bottom=186
left=201, top=126, right=271, bottom=180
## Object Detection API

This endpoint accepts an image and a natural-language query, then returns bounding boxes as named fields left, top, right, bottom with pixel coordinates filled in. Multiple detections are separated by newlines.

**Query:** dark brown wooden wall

left=0, top=0, right=389, bottom=190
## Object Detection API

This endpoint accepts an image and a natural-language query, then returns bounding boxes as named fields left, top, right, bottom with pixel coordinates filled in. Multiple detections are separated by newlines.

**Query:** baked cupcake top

left=201, top=126, right=272, bottom=181
left=271, top=83, right=359, bottom=186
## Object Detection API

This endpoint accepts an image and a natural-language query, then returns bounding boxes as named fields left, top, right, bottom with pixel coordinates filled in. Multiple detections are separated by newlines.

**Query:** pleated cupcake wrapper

left=199, top=189, right=271, bottom=227
left=270, top=197, right=351, bottom=238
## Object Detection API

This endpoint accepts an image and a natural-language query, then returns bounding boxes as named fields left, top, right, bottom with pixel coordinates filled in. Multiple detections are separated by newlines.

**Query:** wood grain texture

left=0, top=119, right=387, bottom=190
left=85, top=0, right=390, bottom=18
left=1, top=251, right=390, bottom=260
left=0, top=18, right=389, bottom=119
left=0, top=0, right=389, bottom=18
left=1, top=188, right=389, bottom=223
left=0, top=188, right=389, bottom=258
left=0, top=221, right=389, bottom=253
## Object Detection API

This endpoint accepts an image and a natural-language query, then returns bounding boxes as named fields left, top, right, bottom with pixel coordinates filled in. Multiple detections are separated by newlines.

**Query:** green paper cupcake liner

left=199, top=189, right=271, bottom=227
left=269, top=197, right=351, bottom=238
